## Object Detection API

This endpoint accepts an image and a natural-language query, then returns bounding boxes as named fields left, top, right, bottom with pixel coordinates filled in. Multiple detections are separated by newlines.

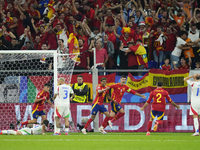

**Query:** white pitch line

left=1, top=139, right=200, bottom=142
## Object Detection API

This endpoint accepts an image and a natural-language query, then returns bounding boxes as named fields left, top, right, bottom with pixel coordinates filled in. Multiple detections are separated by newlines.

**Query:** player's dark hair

left=101, top=77, right=107, bottom=81
left=43, top=120, right=49, bottom=127
left=44, top=83, right=51, bottom=87
left=157, top=81, right=163, bottom=87
left=121, top=75, right=126, bottom=79
left=3, top=84, right=18, bottom=98
left=77, top=75, right=83, bottom=78
left=136, top=39, right=142, bottom=43
left=196, top=62, right=200, bottom=65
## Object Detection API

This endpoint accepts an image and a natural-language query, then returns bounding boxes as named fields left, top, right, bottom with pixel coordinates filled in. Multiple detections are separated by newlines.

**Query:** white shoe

left=191, top=132, right=199, bottom=136
left=81, top=128, right=87, bottom=134
left=99, top=126, right=107, bottom=134
left=108, top=120, right=113, bottom=129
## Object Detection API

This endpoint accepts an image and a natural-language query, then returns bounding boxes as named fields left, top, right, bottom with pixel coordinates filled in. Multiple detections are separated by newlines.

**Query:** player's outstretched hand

left=51, top=105, right=54, bottom=109
left=140, top=107, right=144, bottom=111
left=176, top=105, right=180, bottom=109
left=141, top=95, right=146, bottom=99
left=42, top=97, right=46, bottom=101
left=105, top=87, right=110, bottom=90
left=113, top=100, right=118, bottom=105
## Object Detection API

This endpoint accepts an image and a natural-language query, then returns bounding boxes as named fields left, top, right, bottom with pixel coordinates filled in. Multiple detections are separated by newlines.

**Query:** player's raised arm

left=184, top=74, right=196, bottom=82
left=34, top=97, right=46, bottom=103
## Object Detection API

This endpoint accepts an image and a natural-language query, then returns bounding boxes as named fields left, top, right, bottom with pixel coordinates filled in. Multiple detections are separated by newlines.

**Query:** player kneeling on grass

left=0, top=120, right=49, bottom=135
left=52, top=78, right=75, bottom=135
left=184, top=73, right=200, bottom=136
left=81, top=77, right=112, bottom=134
left=140, top=81, right=180, bottom=136
left=20, top=83, right=53, bottom=127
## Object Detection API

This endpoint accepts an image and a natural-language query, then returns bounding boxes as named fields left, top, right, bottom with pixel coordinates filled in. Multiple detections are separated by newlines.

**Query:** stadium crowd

left=0, top=0, right=200, bottom=72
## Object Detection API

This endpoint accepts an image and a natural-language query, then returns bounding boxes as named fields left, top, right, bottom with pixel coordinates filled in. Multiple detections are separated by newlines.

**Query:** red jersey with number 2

left=146, top=87, right=172, bottom=112
left=32, top=90, right=50, bottom=111
left=109, top=83, right=136, bottom=103
left=93, top=85, right=109, bottom=105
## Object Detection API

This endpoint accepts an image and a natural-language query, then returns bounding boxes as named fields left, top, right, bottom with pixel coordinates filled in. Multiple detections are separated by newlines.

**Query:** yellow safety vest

left=73, top=83, right=87, bottom=103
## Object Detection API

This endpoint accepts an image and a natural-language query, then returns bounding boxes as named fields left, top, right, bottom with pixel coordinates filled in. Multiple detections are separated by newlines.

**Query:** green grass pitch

left=0, top=132, right=200, bottom=150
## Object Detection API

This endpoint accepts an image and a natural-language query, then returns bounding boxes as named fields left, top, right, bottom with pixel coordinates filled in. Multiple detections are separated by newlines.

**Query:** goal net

left=0, top=50, right=77, bottom=132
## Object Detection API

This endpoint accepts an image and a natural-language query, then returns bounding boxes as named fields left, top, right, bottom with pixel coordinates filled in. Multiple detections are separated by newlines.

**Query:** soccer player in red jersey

left=140, top=81, right=180, bottom=136
left=19, top=83, right=54, bottom=127
left=101, top=75, right=146, bottom=129
left=81, top=77, right=112, bottom=134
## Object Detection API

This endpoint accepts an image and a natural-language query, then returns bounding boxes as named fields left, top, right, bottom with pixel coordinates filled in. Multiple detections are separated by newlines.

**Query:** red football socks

left=102, top=117, right=110, bottom=128
left=111, top=113, right=125, bottom=123
left=156, top=120, right=163, bottom=125
left=21, top=121, right=29, bottom=126
left=147, top=121, right=152, bottom=132
left=84, top=118, right=93, bottom=129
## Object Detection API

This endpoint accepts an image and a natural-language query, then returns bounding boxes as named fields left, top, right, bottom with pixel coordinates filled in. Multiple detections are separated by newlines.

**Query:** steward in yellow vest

left=72, top=75, right=88, bottom=103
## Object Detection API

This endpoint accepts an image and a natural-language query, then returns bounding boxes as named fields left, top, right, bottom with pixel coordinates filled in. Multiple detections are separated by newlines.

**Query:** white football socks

left=2, top=130, right=17, bottom=135
left=65, top=128, right=69, bottom=133
left=193, top=118, right=199, bottom=133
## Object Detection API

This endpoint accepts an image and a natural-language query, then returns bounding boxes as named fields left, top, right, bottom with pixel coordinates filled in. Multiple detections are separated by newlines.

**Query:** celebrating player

left=140, top=81, right=180, bottom=136
left=101, top=75, right=146, bottom=130
left=52, top=78, right=75, bottom=135
left=184, top=73, right=200, bottom=136
left=20, top=83, right=53, bottom=127
left=1, top=120, right=49, bottom=135
left=81, top=77, right=112, bottom=134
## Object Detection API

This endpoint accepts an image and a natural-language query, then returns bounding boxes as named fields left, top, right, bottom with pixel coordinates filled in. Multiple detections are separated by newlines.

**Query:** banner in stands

left=0, top=103, right=194, bottom=132
left=127, top=69, right=189, bottom=94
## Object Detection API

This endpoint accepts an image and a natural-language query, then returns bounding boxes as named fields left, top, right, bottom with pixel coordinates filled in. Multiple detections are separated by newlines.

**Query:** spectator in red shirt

left=42, top=25, right=57, bottom=50
left=84, top=3, right=95, bottom=28
left=134, top=26, right=143, bottom=43
left=34, top=35, right=42, bottom=50
left=103, top=23, right=117, bottom=49
left=74, top=38, right=90, bottom=73
left=9, top=15, right=25, bottom=38
left=174, top=57, right=191, bottom=70
left=88, top=39, right=108, bottom=75
left=161, top=58, right=171, bottom=71
left=105, top=8, right=114, bottom=25
left=164, top=26, right=176, bottom=60
left=30, top=4, right=41, bottom=24
left=127, top=16, right=137, bottom=30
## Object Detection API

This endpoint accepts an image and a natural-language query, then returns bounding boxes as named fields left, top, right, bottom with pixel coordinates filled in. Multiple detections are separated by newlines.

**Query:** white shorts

left=54, top=105, right=70, bottom=118
left=189, top=103, right=200, bottom=115
left=19, top=128, right=32, bottom=135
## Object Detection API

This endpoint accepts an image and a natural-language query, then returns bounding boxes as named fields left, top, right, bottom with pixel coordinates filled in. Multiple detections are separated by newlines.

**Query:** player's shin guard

left=84, top=118, right=93, bottom=129
left=147, top=121, right=152, bottom=132
left=111, top=113, right=125, bottom=123
left=2, top=130, right=17, bottom=135
left=102, top=117, right=110, bottom=129
left=194, top=118, right=199, bottom=133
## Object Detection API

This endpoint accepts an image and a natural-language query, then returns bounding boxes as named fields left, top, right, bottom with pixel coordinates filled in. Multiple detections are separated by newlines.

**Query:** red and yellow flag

left=126, top=69, right=189, bottom=94
left=68, top=33, right=80, bottom=62
left=129, top=44, right=148, bottom=68
left=47, top=0, right=55, bottom=19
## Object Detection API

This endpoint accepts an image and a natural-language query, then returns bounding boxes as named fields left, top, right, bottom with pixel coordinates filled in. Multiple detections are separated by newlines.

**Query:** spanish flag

left=47, top=0, right=55, bottom=19
left=68, top=33, right=80, bottom=62
left=129, top=44, right=148, bottom=68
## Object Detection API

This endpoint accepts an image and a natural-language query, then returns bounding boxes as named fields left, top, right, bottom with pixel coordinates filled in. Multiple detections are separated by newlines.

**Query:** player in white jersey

left=0, top=120, right=49, bottom=135
left=52, top=78, right=75, bottom=135
left=184, top=73, right=200, bottom=136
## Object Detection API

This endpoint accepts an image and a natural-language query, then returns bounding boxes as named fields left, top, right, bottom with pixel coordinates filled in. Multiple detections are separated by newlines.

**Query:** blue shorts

left=151, top=110, right=164, bottom=120
left=32, top=110, right=46, bottom=119
left=111, top=101, right=122, bottom=114
left=91, top=104, right=108, bottom=115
